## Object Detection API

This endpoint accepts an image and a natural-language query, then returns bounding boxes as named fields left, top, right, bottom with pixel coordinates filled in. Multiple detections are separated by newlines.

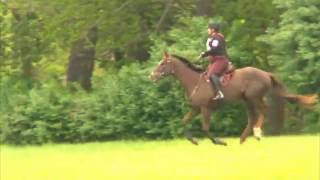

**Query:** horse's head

left=149, top=52, right=175, bottom=82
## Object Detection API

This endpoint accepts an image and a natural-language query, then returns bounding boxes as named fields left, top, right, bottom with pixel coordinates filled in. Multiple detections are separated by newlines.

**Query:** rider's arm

left=201, top=38, right=220, bottom=58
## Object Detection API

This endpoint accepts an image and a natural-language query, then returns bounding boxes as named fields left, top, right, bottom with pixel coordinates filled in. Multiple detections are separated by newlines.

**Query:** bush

left=2, top=15, right=318, bottom=145
left=0, top=64, right=188, bottom=144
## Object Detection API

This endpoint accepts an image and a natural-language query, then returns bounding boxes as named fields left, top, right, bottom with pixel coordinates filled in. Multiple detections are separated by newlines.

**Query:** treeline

left=0, top=0, right=319, bottom=145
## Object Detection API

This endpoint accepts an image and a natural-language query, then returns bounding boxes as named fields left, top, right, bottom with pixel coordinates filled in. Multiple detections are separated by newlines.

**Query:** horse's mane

left=171, top=54, right=204, bottom=73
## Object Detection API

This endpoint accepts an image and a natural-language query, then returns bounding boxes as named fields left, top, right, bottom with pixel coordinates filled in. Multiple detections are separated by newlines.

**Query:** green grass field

left=1, top=135, right=319, bottom=180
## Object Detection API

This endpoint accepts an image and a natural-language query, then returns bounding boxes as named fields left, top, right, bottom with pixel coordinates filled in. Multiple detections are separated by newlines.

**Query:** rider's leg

left=209, top=74, right=224, bottom=100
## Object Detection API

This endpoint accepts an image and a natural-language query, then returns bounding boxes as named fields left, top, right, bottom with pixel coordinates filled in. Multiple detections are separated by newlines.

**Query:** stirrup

left=213, top=90, right=224, bottom=100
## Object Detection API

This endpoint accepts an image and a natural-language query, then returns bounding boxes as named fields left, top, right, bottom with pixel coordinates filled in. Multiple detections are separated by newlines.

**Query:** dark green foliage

left=0, top=64, right=247, bottom=145
left=1, top=0, right=319, bottom=145
left=0, top=65, right=187, bottom=144
left=258, top=0, right=320, bottom=133
left=0, top=16, right=247, bottom=145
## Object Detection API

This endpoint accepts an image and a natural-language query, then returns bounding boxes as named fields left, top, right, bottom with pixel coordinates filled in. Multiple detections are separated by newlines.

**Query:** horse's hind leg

left=253, top=99, right=266, bottom=141
left=201, top=107, right=227, bottom=146
left=182, top=108, right=200, bottom=145
left=240, top=101, right=258, bottom=144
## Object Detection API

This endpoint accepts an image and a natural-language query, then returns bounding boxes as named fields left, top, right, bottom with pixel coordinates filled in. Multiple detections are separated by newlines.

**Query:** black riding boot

left=209, top=74, right=224, bottom=100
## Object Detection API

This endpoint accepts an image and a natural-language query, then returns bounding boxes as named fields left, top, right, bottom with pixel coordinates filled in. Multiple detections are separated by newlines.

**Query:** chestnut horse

left=149, top=52, right=317, bottom=145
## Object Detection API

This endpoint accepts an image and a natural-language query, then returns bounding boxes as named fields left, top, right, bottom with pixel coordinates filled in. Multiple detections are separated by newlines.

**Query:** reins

left=190, top=72, right=207, bottom=98
left=163, top=55, right=207, bottom=98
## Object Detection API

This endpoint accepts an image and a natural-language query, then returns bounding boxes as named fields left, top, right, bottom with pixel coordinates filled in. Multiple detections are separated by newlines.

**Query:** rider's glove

left=198, top=52, right=205, bottom=59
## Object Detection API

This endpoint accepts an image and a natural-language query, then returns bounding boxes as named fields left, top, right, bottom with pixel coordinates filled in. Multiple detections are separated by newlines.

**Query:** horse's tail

left=267, top=74, right=318, bottom=134
left=270, top=74, right=318, bottom=107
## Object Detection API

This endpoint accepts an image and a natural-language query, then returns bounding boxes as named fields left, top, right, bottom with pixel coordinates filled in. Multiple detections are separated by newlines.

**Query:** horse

left=149, top=52, right=317, bottom=145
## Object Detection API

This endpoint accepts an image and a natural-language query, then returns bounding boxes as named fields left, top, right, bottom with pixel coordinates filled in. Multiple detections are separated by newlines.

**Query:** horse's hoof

left=240, top=139, right=245, bottom=144
left=219, top=141, right=227, bottom=146
left=187, top=138, right=198, bottom=145
left=213, top=138, right=227, bottom=146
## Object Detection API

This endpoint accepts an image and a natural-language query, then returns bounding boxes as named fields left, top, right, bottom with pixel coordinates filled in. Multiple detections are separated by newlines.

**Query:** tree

left=259, top=0, right=320, bottom=93
left=0, top=3, right=48, bottom=83
left=258, top=0, right=320, bottom=132
left=196, top=0, right=213, bottom=16
left=0, top=2, right=13, bottom=76
left=66, top=26, right=98, bottom=91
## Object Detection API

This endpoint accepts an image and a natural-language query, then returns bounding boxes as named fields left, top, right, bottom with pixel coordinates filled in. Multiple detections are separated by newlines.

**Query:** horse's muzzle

left=149, top=71, right=159, bottom=82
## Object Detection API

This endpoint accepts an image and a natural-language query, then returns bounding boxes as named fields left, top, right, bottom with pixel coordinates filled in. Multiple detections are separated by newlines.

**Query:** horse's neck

left=172, top=60, right=201, bottom=95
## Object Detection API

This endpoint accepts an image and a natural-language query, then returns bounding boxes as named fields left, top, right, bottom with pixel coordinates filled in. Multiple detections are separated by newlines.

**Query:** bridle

left=163, top=56, right=206, bottom=98
left=158, top=57, right=175, bottom=77
left=153, top=56, right=207, bottom=98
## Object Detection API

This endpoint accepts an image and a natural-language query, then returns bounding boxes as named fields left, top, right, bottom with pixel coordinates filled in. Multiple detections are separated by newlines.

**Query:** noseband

left=159, top=57, right=175, bottom=76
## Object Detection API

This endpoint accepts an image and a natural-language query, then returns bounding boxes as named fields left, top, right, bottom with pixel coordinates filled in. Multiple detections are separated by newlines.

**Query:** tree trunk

left=126, top=40, right=149, bottom=61
left=196, top=0, right=213, bottom=17
left=66, top=26, right=98, bottom=91
left=155, top=0, right=173, bottom=33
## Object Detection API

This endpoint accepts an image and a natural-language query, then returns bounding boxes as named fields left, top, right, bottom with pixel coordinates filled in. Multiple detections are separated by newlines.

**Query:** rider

left=199, top=23, right=230, bottom=100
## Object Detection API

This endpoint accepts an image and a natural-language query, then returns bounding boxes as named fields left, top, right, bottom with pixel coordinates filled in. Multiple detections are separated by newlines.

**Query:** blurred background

left=0, top=0, right=319, bottom=145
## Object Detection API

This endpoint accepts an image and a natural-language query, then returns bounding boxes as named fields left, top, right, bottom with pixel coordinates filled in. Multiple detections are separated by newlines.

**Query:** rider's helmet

left=208, top=23, right=220, bottom=32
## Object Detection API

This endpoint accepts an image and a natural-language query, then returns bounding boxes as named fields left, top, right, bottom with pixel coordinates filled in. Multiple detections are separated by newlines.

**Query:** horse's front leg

left=201, top=107, right=227, bottom=146
left=182, top=108, right=199, bottom=145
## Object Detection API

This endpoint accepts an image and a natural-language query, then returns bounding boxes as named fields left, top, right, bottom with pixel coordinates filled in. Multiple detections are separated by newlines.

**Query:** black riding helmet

left=208, top=23, right=220, bottom=32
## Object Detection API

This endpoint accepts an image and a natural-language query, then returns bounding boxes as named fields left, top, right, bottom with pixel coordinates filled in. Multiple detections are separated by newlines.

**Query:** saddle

left=204, top=62, right=235, bottom=86
left=220, top=62, right=235, bottom=86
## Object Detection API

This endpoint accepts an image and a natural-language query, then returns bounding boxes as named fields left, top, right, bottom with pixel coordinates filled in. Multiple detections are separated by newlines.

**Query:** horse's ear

left=163, top=50, right=169, bottom=58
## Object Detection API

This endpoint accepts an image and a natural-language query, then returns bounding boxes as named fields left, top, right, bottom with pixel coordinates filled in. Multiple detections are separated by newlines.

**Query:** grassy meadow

left=1, top=135, right=319, bottom=180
